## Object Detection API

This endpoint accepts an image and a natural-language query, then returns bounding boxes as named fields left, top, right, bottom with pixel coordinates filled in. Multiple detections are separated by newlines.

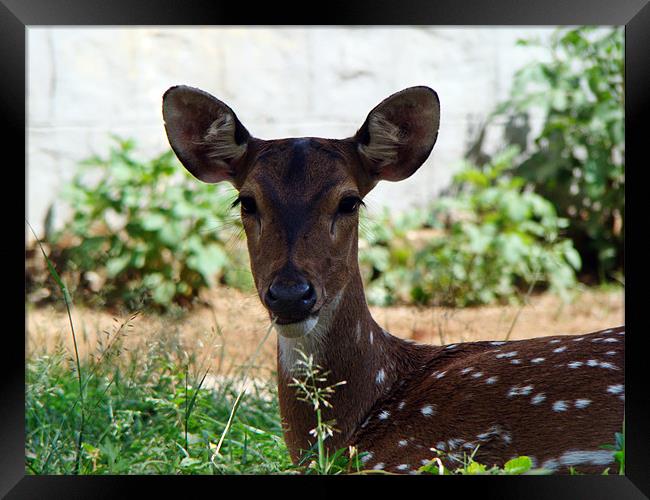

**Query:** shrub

left=360, top=147, right=581, bottom=307
left=46, top=136, right=251, bottom=311
left=490, top=26, right=624, bottom=281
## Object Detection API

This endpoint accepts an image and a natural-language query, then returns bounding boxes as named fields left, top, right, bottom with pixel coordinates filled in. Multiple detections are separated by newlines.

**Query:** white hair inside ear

left=357, top=112, right=403, bottom=167
left=201, top=114, right=247, bottom=163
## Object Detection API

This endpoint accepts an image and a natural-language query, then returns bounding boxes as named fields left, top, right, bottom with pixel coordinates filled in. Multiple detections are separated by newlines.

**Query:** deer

left=162, top=85, right=625, bottom=474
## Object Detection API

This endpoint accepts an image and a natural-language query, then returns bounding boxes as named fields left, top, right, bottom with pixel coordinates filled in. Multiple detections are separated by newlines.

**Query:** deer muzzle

left=264, top=275, right=318, bottom=325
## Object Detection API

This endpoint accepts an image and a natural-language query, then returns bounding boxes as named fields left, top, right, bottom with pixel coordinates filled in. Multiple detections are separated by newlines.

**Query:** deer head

left=163, top=86, right=440, bottom=338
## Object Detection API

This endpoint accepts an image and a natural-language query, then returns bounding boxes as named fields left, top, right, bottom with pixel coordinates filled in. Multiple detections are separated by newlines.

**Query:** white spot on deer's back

left=490, top=341, right=506, bottom=346
left=485, top=376, right=498, bottom=384
left=369, top=331, right=374, bottom=344
left=531, top=393, right=546, bottom=405
left=602, top=338, right=618, bottom=343
left=510, top=359, right=522, bottom=365
left=398, top=439, right=408, bottom=447
left=605, top=351, right=617, bottom=356
left=553, top=400, right=568, bottom=412
left=567, top=361, right=583, bottom=368
left=435, top=441, right=446, bottom=451
left=586, top=359, right=599, bottom=367
left=553, top=346, right=567, bottom=353
left=497, top=351, right=518, bottom=359
left=599, top=362, right=618, bottom=370
left=445, top=344, right=458, bottom=350
left=572, top=337, right=584, bottom=342
left=531, top=357, right=545, bottom=364
left=378, top=410, right=390, bottom=420
left=476, top=425, right=508, bottom=442
left=472, top=371, right=483, bottom=378
left=396, top=464, right=410, bottom=471
left=460, top=367, right=473, bottom=374
left=373, top=462, right=385, bottom=470
left=508, top=385, right=534, bottom=397
left=549, top=339, right=561, bottom=344
left=447, top=438, right=464, bottom=449
left=542, top=458, right=559, bottom=471
left=575, top=399, right=591, bottom=408
left=398, top=401, right=406, bottom=410
left=607, top=384, right=624, bottom=395
left=376, top=368, right=385, bottom=385
left=436, top=371, right=447, bottom=379
left=421, top=405, right=436, bottom=416
left=361, top=451, right=373, bottom=464
left=560, top=450, right=615, bottom=467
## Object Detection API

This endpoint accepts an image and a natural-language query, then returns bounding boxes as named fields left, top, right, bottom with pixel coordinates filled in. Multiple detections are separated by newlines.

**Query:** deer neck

left=276, top=268, right=431, bottom=463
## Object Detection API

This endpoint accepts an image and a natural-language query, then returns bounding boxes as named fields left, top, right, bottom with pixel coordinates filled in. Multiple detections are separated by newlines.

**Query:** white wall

left=27, top=26, right=553, bottom=237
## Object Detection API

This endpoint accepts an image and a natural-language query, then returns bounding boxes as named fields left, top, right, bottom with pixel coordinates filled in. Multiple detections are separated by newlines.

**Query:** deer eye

left=238, top=196, right=257, bottom=215
left=338, top=196, right=362, bottom=215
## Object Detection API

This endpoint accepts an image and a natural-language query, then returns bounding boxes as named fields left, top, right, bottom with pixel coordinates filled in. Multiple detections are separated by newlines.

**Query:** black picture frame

left=7, top=0, right=649, bottom=497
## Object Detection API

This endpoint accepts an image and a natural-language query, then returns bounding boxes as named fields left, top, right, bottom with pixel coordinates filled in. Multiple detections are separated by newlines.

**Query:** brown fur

left=162, top=85, right=624, bottom=475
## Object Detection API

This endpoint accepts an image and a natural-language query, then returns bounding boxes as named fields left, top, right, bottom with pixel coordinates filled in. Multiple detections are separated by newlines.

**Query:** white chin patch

left=274, top=316, right=319, bottom=339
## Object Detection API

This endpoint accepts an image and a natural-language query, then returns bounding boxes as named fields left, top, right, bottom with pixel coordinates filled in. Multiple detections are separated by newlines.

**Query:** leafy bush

left=490, top=27, right=624, bottom=281
left=47, top=136, right=251, bottom=311
left=360, top=147, right=581, bottom=307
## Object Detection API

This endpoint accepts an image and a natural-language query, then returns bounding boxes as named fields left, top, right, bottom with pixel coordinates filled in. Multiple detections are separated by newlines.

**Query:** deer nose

left=265, top=276, right=317, bottom=321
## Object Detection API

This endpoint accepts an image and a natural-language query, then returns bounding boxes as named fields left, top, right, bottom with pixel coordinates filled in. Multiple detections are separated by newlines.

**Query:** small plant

left=360, top=147, right=581, bottom=307
left=600, top=422, right=625, bottom=475
left=418, top=447, right=547, bottom=475
left=288, top=349, right=359, bottom=474
left=40, top=136, right=252, bottom=312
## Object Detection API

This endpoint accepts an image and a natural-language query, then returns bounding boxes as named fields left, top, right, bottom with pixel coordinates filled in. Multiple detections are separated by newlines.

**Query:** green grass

left=26, top=329, right=295, bottom=474
left=25, top=327, right=312, bottom=475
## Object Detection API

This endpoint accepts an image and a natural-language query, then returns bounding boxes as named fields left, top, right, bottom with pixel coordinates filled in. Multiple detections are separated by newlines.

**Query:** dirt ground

left=26, top=285, right=624, bottom=377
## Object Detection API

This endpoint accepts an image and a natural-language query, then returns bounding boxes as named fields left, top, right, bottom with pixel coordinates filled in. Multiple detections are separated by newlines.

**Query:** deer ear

left=162, top=85, right=251, bottom=184
left=355, top=86, right=440, bottom=182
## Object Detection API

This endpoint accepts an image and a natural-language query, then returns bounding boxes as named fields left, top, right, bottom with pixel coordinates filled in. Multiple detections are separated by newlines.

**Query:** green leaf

left=140, top=213, right=167, bottom=231
left=186, top=244, right=228, bottom=284
left=466, top=461, right=487, bottom=474
left=152, top=280, right=176, bottom=305
left=504, top=456, right=533, bottom=474
left=106, top=254, right=131, bottom=278
left=564, top=246, right=582, bottom=270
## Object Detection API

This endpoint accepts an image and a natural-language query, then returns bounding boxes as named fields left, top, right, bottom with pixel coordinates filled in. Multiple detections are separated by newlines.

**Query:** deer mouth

left=273, top=310, right=321, bottom=326
left=271, top=289, right=344, bottom=339
left=273, top=314, right=320, bottom=339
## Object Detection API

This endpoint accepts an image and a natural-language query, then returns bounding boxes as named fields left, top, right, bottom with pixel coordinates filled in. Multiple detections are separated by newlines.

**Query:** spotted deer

left=162, top=85, right=625, bottom=474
